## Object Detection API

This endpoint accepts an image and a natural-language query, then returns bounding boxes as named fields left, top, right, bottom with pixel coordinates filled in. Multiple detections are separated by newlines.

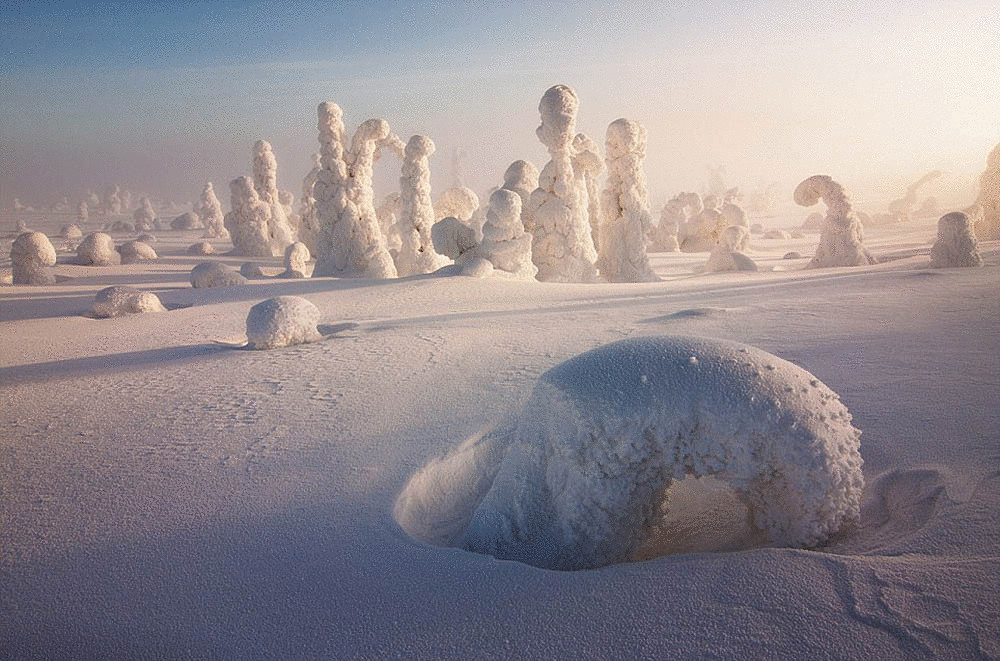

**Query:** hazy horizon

left=2, top=0, right=998, bottom=210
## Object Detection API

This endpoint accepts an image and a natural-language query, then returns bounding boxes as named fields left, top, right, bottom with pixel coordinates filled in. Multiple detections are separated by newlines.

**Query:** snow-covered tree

left=474, top=189, right=537, bottom=280
left=794, top=175, right=876, bottom=268
left=930, top=211, right=982, bottom=268
left=500, top=160, right=539, bottom=233
left=196, top=182, right=227, bottom=239
left=394, top=135, right=449, bottom=276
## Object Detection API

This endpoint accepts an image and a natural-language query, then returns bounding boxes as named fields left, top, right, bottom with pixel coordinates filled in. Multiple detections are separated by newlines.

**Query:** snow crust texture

left=245, top=295, right=322, bottom=350
left=930, top=212, right=982, bottom=268
left=597, top=118, right=657, bottom=282
left=91, top=286, right=166, bottom=318
left=77, top=232, right=121, bottom=266
left=794, top=175, right=876, bottom=268
left=190, top=262, right=248, bottom=288
left=457, top=336, right=864, bottom=570
left=10, top=231, right=57, bottom=285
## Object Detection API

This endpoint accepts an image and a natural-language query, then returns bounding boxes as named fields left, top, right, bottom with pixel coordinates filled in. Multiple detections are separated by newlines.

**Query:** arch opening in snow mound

left=395, top=336, right=864, bottom=570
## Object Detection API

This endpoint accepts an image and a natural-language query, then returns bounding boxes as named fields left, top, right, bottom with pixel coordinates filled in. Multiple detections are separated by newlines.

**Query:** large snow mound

left=412, top=336, right=865, bottom=570
left=76, top=232, right=121, bottom=266
left=10, top=231, right=57, bottom=285
left=245, top=296, right=322, bottom=350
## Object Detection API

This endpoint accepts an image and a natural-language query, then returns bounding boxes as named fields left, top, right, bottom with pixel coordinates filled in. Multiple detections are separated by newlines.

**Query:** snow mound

left=91, top=286, right=167, bottom=318
left=413, top=336, right=865, bottom=570
left=76, top=232, right=121, bottom=266
left=431, top=216, right=478, bottom=263
left=187, top=241, right=216, bottom=255
left=930, top=212, right=982, bottom=268
left=117, top=240, right=158, bottom=264
left=11, top=231, right=57, bottom=285
left=245, top=296, right=322, bottom=350
left=704, top=226, right=756, bottom=272
left=60, top=224, right=83, bottom=240
left=240, top=262, right=266, bottom=279
left=190, top=262, right=248, bottom=288
left=171, top=212, right=203, bottom=231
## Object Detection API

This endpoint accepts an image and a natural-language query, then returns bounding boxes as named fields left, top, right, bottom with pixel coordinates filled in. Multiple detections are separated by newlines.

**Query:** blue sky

left=2, top=0, right=998, bottom=207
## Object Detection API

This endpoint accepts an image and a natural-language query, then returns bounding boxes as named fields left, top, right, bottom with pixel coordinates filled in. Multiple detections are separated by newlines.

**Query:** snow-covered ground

left=1, top=213, right=997, bottom=658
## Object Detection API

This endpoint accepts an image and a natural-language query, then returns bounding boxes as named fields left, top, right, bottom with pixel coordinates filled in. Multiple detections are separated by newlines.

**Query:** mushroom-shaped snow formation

left=457, top=336, right=863, bottom=570
left=529, top=85, right=599, bottom=282
left=117, top=240, right=158, bottom=264
left=190, top=262, right=248, bottom=288
left=794, top=175, right=876, bottom=269
left=395, top=135, right=449, bottom=276
left=11, top=232, right=57, bottom=285
left=196, top=182, right=228, bottom=239
left=971, top=142, right=1000, bottom=240
left=597, top=118, right=658, bottom=282
left=77, top=232, right=121, bottom=266
left=501, top=160, right=540, bottom=232
left=434, top=186, right=480, bottom=224
left=704, top=226, right=757, bottom=272
left=930, top=212, right=983, bottom=268
left=92, top=286, right=166, bottom=318
left=246, top=296, right=322, bottom=350
left=280, top=242, right=311, bottom=278
left=312, top=104, right=398, bottom=278
left=473, top=189, right=537, bottom=280
left=187, top=241, right=215, bottom=255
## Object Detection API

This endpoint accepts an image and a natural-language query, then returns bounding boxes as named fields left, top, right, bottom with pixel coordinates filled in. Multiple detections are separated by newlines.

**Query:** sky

left=2, top=0, right=998, bottom=212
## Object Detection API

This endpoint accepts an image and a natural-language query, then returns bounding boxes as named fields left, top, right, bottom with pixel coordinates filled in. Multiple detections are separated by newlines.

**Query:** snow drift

left=246, top=296, right=322, bottom=350
left=400, top=336, right=865, bottom=571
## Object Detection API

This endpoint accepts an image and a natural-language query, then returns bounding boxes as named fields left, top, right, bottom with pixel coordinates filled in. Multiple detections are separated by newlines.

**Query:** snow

left=117, top=240, right=158, bottom=264
left=196, top=182, right=228, bottom=239
left=971, top=141, right=1000, bottom=240
left=795, top=175, right=876, bottom=268
left=448, top=336, right=863, bottom=570
left=930, top=212, right=982, bottom=268
left=10, top=231, right=57, bottom=285
left=431, top=216, right=478, bottom=265
left=704, top=226, right=757, bottom=272
left=76, top=232, right=121, bottom=266
left=223, top=176, right=288, bottom=258
left=500, top=159, right=539, bottom=232
left=245, top=295, right=322, bottom=350
left=394, top=135, right=449, bottom=276
left=187, top=241, right=216, bottom=255
left=190, top=261, right=248, bottom=288
left=279, top=242, right=311, bottom=279
left=91, top=285, right=167, bottom=318
left=473, top=189, right=537, bottom=280
left=171, top=211, right=203, bottom=232
left=60, top=224, right=83, bottom=240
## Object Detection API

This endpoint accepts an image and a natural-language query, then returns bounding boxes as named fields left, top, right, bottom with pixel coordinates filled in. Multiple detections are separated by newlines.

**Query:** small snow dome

left=245, top=296, right=322, bottom=350
left=398, top=336, right=864, bottom=571
left=92, top=286, right=166, bottom=318
left=190, top=262, right=247, bottom=288
left=77, top=232, right=121, bottom=266
left=11, top=231, right=57, bottom=285
left=117, top=240, right=158, bottom=264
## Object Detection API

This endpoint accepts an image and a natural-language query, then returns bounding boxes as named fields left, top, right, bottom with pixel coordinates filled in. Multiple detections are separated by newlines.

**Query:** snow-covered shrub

left=110, top=220, right=136, bottom=234
left=60, top=224, right=83, bottom=240
left=224, top=176, right=290, bottom=257
left=720, top=197, right=749, bottom=230
left=76, top=201, right=89, bottom=225
left=91, top=286, right=166, bottom=318
left=137, top=233, right=157, bottom=244
left=117, top=240, right=157, bottom=264
left=297, top=153, right=322, bottom=251
left=395, top=135, right=449, bottom=276
left=459, top=336, right=864, bottom=570
left=312, top=103, right=398, bottom=278
left=134, top=197, right=157, bottom=230
left=280, top=241, right=311, bottom=279
left=679, top=207, right=726, bottom=252
left=794, top=175, right=876, bottom=268
left=597, top=118, right=657, bottom=282
left=501, top=160, right=540, bottom=232
left=886, top=170, right=943, bottom=223
left=432, top=216, right=478, bottom=266
left=246, top=296, right=322, bottom=350
left=77, top=232, right=121, bottom=266
left=11, top=231, right=57, bottom=285
left=472, top=189, right=537, bottom=280
left=196, top=182, right=227, bottom=239
left=187, top=241, right=215, bottom=255
left=704, top=226, right=757, bottom=272
left=528, top=84, right=599, bottom=282
left=190, top=261, right=247, bottom=288
left=102, top=185, right=123, bottom=217
left=649, top=197, right=684, bottom=252
left=930, top=212, right=982, bottom=268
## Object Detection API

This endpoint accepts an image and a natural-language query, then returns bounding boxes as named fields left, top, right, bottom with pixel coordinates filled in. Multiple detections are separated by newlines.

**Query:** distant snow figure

left=187, top=241, right=216, bottom=255
left=91, top=286, right=166, bottom=318
left=196, top=182, right=228, bottom=239
left=312, top=103, right=399, bottom=278
left=432, top=216, right=479, bottom=268
left=968, top=142, right=1000, bottom=240
left=297, top=153, right=322, bottom=251
left=117, top=240, right=158, bottom=264
left=720, top=190, right=749, bottom=230
left=77, top=201, right=89, bottom=225
left=246, top=296, right=322, bottom=350
left=133, top=197, right=157, bottom=231
left=377, top=192, right=404, bottom=255
left=801, top=211, right=825, bottom=231
left=171, top=212, right=202, bottom=231
left=77, top=232, right=121, bottom=266
left=102, top=185, right=123, bottom=217
left=597, top=118, right=658, bottom=282
left=650, top=197, right=682, bottom=252
left=13, top=198, right=25, bottom=213
left=60, top=224, right=83, bottom=240
left=679, top=207, right=726, bottom=252
left=794, top=175, right=876, bottom=268
left=886, top=170, right=943, bottom=223
left=190, top=261, right=248, bottom=288
left=704, top=226, right=757, bottom=272
left=110, top=220, right=136, bottom=234
left=472, top=189, right=537, bottom=280
left=395, top=135, right=449, bottom=276
left=247, top=140, right=296, bottom=251
left=459, top=336, right=864, bottom=570
left=763, top=229, right=792, bottom=240
left=572, top=133, right=604, bottom=251
left=498, top=162, right=538, bottom=236
left=11, top=231, right=57, bottom=285
left=224, top=176, right=288, bottom=257
left=280, top=241, right=311, bottom=278
left=529, top=84, right=599, bottom=282
left=930, top=212, right=983, bottom=268
left=434, top=186, right=480, bottom=224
